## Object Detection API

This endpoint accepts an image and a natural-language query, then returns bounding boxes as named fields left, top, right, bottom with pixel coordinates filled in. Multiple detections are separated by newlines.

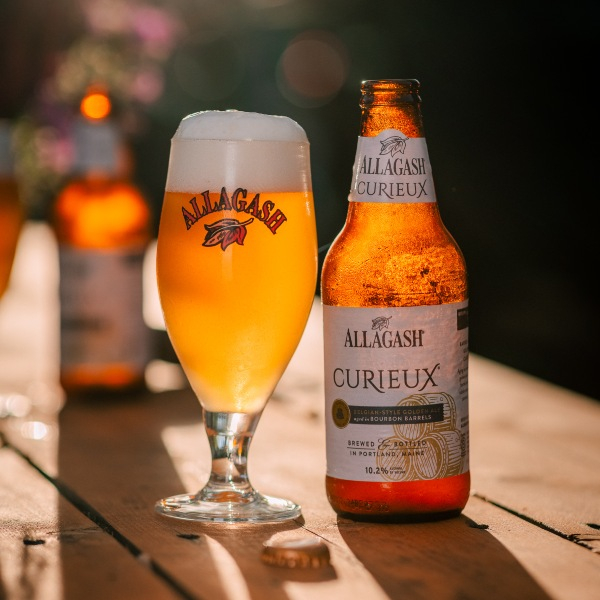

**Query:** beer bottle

left=52, top=93, right=152, bottom=396
left=321, top=79, right=469, bottom=521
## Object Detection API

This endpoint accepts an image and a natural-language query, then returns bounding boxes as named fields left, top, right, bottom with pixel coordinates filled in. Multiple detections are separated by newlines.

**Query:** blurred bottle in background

left=0, top=120, right=24, bottom=300
left=51, top=89, right=153, bottom=397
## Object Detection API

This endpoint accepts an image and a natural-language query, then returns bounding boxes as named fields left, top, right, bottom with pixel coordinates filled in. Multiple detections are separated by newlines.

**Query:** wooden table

left=1, top=222, right=599, bottom=600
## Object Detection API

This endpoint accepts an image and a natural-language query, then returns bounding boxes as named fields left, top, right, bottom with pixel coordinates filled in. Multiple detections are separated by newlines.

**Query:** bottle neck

left=349, top=79, right=436, bottom=207
left=359, top=79, right=424, bottom=138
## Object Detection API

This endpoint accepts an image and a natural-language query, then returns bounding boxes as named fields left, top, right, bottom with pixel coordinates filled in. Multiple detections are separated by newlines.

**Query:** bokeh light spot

left=80, top=90, right=112, bottom=120
left=20, top=420, right=53, bottom=441
left=277, top=30, right=348, bottom=108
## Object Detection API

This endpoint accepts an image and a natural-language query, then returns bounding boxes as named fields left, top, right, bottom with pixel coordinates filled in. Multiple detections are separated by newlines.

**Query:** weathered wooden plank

left=278, top=303, right=600, bottom=549
left=3, top=221, right=600, bottom=600
left=0, top=445, right=184, bottom=600
left=465, top=496, right=600, bottom=600
left=469, top=355, right=600, bottom=548
left=45, top=388, right=340, bottom=600
left=12, top=383, right=593, bottom=600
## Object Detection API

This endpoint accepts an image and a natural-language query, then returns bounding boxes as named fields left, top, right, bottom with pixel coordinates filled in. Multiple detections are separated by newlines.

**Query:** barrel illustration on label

left=376, top=393, right=465, bottom=482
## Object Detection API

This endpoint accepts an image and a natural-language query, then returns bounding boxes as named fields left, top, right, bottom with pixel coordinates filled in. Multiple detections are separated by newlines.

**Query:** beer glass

left=155, top=110, right=317, bottom=522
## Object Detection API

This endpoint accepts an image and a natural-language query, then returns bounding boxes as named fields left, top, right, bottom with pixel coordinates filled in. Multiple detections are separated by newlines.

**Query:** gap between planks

left=0, top=431, right=201, bottom=600
left=472, top=491, right=600, bottom=553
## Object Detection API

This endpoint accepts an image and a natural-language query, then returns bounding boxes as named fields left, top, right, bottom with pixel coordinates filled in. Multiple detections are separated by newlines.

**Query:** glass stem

left=200, top=410, right=262, bottom=501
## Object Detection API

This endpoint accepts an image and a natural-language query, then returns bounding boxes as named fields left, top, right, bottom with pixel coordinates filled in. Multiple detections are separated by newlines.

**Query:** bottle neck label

left=349, top=130, right=437, bottom=204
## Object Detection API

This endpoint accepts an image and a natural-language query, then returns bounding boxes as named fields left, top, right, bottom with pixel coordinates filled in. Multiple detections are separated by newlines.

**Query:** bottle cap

left=261, top=537, right=331, bottom=569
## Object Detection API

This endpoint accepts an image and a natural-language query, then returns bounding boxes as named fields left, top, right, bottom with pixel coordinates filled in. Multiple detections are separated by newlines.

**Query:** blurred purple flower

left=130, top=5, right=182, bottom=57
left=129, top=66, right=164, bottom=104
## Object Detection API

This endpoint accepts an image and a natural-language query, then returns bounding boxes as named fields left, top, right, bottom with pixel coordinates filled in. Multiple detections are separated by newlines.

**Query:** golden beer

left=157, top=188, right=317, bottom=413
left=155, top=110, right=317, bottom=522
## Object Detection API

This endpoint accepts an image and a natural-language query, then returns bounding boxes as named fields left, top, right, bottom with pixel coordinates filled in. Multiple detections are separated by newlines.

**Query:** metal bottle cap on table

left=261, top=537, right=331, bottom=569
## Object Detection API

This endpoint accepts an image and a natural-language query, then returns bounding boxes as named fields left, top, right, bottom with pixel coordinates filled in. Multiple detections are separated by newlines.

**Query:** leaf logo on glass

left=203, top=218, right=253, bottom=250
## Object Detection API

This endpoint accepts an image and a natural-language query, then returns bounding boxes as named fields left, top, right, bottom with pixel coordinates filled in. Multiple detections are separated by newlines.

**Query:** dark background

left=1, top=0, right=598, bottom=399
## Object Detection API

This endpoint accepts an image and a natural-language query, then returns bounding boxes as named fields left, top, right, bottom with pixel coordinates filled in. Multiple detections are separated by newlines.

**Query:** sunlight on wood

left=160, top=423, right=209, bottom=493
left=205, top=537, right=252, bottom=600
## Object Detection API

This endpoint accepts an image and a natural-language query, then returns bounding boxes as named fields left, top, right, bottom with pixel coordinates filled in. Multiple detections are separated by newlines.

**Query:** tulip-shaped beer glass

left=155, top=111, right=317, bottom=522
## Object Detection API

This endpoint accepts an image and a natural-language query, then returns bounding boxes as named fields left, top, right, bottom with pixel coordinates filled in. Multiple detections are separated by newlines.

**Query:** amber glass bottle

left=52, top=113, right=152, bottom=396
left=321, top=79, right=469, bottom=521
left=0, top=120, right=23, bottom=299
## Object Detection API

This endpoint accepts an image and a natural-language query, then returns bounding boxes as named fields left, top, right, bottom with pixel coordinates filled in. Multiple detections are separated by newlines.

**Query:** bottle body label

left=323, top=302, right=469, bottom=482
left=59, top=246, right=151, bottom=371
left=350, top=130, right=436, bottom=203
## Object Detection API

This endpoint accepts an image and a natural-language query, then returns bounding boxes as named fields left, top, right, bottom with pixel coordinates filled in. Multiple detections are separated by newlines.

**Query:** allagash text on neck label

left=350, top=129, right=437, bottom=204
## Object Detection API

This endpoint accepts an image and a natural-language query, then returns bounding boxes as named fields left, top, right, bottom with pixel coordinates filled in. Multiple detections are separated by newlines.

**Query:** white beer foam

left=175, top=110, right=307, bottom=143
left=166, top=110, right=311, bottom=193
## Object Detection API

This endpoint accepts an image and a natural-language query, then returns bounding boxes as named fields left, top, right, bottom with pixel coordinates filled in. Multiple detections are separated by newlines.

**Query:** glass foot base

left=155, top=492, right=302, bottom=523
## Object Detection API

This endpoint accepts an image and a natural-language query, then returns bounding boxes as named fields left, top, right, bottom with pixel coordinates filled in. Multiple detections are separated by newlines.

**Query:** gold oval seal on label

left=332, top=399, right=351, bottom=429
